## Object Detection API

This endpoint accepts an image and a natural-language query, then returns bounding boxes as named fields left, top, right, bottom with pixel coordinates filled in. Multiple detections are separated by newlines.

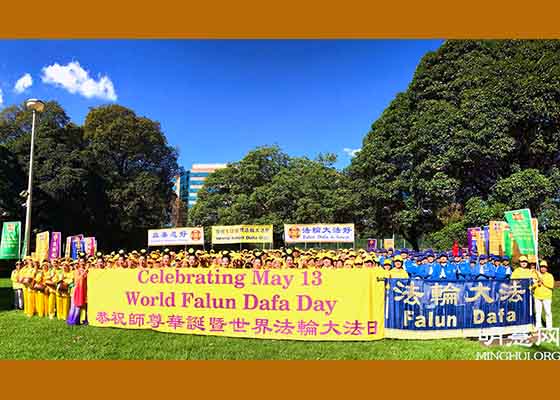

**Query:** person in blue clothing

left=446, top=252, right=463, bottom=280
left=455, top=251, right=471, bottom=280
left=477, top=255, right=495, bottom=279
left=494, top=256, right=511, bottom=280
left=378, top=249, right=386, bottom=266
left=468, top=255, right=479, bottom=278
left=403, top=251, right=418, bottom=278
left=502, top=255, right=511, bottom=268
left=427, top=252, right=447, bottom=280
left=400, top=249, right=412, bottom=269
left=425, top=249, right=436, bottom=265
left=415, top=254, right=429, bottom=279
left=443, top=253, right=458, bottom=281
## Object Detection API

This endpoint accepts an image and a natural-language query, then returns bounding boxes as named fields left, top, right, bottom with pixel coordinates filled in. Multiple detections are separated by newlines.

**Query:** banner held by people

left=148, top=227, right=205, bottom=247
left=84, top=237, right=97, bottom=257
left=384, top=279, right=532, bottom=339
left=504, top=209, right=537, bottom=257
left=48, top=232, right=62, bottom=260
left=383, top=238, right=395, bottom=250
left=212, top=225, right=273, bottom=244
left=284, top=224, right=355, bottom=244
left=35, top=231, right=50, bottom=262
left=68, top=234, right=85, bottom=260
left=488, top=221, right=507, bottom=255
left=88, top=268, right=385, bottom=341
left=0, top=221, right=21, bottom=260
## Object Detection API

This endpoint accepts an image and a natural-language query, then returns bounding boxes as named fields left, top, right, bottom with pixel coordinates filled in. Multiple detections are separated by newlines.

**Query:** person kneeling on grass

left=533, top=260, right=554, bottom=330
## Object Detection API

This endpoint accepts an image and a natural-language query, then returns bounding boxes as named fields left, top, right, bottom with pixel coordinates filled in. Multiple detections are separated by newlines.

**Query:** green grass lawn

left=0, top=278, right=558, bottom=360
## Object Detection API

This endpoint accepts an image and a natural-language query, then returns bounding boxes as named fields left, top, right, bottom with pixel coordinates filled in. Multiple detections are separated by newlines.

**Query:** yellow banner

left=35, top=231, right=49, bottom=262
left=488, top=221, right=507, bottom=255
left=88, top=268, right=385, bottom=341
left=212, top=225, right=273, bottom=244
left=383, top=239, right=394, bottom=250
left=284, top=223, right=355, bottom=243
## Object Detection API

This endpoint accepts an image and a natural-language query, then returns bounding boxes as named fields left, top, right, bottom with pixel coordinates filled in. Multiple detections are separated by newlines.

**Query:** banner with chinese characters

left=383, top=238, right=395, bottom=250
left=284, top=224, right=354, bottom=243
left=504, top=209, right=537, bottom=256
left=488, top=221, right=507, bottom=255
left=467, top=227, right=486, bottom=255
left=385, top=279, right=532, bottom=339
left=0, top=221, right=21, bottom=260
left=482, top=226, right=490, bottom=254
left=88, top=269, right=385, bottom=341
left=34, top=231, right=50, bottom=262
left=212, top=225, right=273, bottom=244
left=84, top=237, right=97, bottom=257
left=148, top=227, right=204, bottom=247
left=69, top=235, right=84, bottom=260
left=48, top=232, right=61, bottom=260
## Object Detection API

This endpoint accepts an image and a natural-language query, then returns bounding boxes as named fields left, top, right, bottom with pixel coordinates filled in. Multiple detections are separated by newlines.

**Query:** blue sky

left=0, top=40, right=443, bottom=170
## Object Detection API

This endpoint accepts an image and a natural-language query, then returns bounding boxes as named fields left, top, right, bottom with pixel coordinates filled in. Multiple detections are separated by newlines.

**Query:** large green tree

left=83, top=105, right=180, bottom=248
left=348, top=40, right=560, bottom=258
left=188, top=146, right=355, bottom=243
left=2, top=102, right=94, bottom=240
left=0, top=102, right=179, bottom=250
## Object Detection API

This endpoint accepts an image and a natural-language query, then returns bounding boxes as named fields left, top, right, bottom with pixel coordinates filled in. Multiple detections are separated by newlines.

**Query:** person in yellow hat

left=511, top=256, right=533, bottom=280
left=17, top=260, right=28, bottom=312
left=371, top=256, right=389, bottom=279
left=383, top=258, right=392, bottom=272
left=43, top=260, right=58, bottom=319
left=352, top=256, right=362, bottom=268
left=10, top=261, right=24, bottom=310
left=56, top=261, right=73, bottom=320
left=534, top=260, right=554, bottom=329
left=389, top=256, right=409, bottom=279
left=21, top=257, right=35, bottom=316
left=33, top=261, right=49, bottom=318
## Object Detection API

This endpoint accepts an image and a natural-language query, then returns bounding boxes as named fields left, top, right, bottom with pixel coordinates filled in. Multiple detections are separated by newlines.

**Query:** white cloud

left=0, top=88, right=3, bottom=105
left=41, top=61, right=117, bottom=101
left=343, top=147, right=361, bottom=157
left=14, top=73, right=33, bottom=93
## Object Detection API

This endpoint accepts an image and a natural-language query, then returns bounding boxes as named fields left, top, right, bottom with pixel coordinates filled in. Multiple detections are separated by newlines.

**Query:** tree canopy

left=1, top=40, right=558, bottom=264
left=188, top=146, right=355, bottom=241
left=347, top=40, right=560, bottom=257
left=0, top=102, right=179, bottom=250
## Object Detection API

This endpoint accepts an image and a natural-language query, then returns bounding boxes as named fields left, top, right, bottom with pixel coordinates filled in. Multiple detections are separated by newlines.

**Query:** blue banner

left=385, top=279, right=532, bottom=339
left=70, top=236, right=85, bottom=260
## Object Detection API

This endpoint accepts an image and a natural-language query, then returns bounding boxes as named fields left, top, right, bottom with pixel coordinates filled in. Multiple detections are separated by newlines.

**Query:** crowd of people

left=9, top=246, right=555, bottom=329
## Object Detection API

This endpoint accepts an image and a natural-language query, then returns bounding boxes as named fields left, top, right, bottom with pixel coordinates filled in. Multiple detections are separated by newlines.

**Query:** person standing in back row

left=10, top=261, right=24, bottom=310
left=533, top=260, right=554, bottom=330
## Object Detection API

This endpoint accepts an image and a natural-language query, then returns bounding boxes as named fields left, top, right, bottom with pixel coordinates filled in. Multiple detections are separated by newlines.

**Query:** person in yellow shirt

left=56, top=261, right=73, bottom=320
left=10, top=261, right=24, bottom=310
left=534, top=260, right=554, bottom=329
left=43, top=261, right=57, bottom=319
left=373, top=258, right=390, bottom=279
left=33, top=261, right=50, bottom=318
left=389, top=256, right=409, bottom=279
left=18, top=261, right=28, bottom=314
left=22, top=259, right=37, bottom=317
left=511, top=256, right=534, bottom=280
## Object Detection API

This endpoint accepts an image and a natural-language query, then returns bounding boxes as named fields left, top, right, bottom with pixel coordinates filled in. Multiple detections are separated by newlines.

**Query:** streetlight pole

left=23, top=99, right=45, bottom=256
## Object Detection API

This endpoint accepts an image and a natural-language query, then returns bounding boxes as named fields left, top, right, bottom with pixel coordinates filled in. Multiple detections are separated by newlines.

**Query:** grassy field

left=0, top=278, right=558, bottom=360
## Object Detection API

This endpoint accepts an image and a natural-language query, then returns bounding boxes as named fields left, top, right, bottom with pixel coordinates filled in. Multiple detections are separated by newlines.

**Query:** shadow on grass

left=0, top=287, right=13, bottom=311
